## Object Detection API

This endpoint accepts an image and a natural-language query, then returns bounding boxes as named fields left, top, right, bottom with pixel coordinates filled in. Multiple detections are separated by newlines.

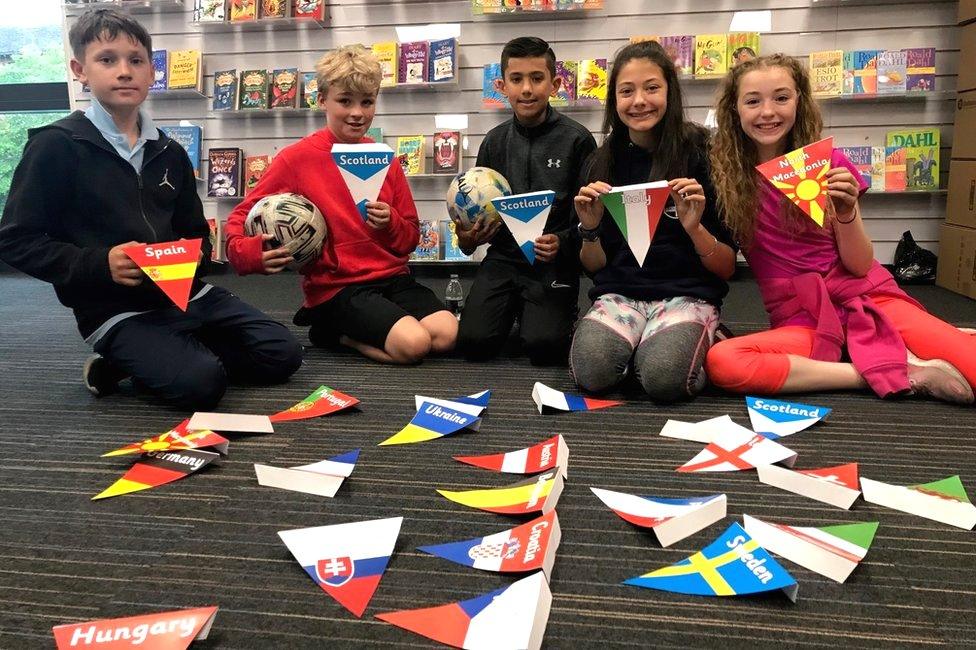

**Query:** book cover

left=396, top=135, right=425, bottom=175
left=207, top=147, right=243, bottom=197
left=551, top=60, right=577, bottom=107
left=270, top=68, right=299, bottom=108
left=160, top=125, right=203, bottom=178
left=482, top=63, right=506, bottom=108
left=576, top=58, right=607, bottom=105
left=411, top=219, right=440, bottom=260
left=870, top=146, right=886, bottom=192
left=167, top=50, right=201, bottom=91
left=727, top=32, right=760, bottom=69
left=442, top=220, right=471, bottom=261
left=809, top=50, right=843, bottom=97
left=194, top=0, right=225, bottom=22
left=429, top=38, right=457, bottom=83
left=840, top=146, right=873, bottom=189
left=260, top=0, right=287, bottom=18
left=904, top=47, right=936, bottom=92
left=398, top=41, right=429, bottom=85
left=228, top=0, right=257, bottom=21
left=886, top=128, right=940, bottom=190
left=372, top=41, right=398, bottom=87
left=300, top=71, right=318, bottom=108
left=433, top=130, right=460, bottom=174
left=660, top=35, right=694, bottom=76
left=290, top=0, right=324, bottom=19
left=212, top=69, right=238, bottom=111
left=366, top=126, right=383, bottom=142
left=694, top=34, right=727, bottom=77
left=150, top=50, right=167, bottom=92
left=877, top=49, right=907, bottom=94
left=239, top=69, right=270, bottom=109
left=244, top=154, right=273, bottom=196
left=630, top=35, right=659, bottom=44
left=884, top=146, right=906, bottom=192
left=843, top=50, right=879, bottom=95
left=206, top=217, right=223, bottom=262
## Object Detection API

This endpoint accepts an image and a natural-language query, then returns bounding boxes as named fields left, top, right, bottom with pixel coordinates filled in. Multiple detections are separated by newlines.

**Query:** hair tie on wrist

left=697, top=235, right=719, bottom=258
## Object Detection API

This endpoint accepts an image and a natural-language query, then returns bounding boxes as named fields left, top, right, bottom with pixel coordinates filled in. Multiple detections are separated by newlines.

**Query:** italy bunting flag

left=860, top=475, right=976, bottom=529
left=755, top=136, right=833, bottom=226
left=599, top=180, right=670, bottom=265
left=379, top=400, right=481, bottom=445
left=123, top=239, right=202, bottom=311
left=532, top=382, right=622, bottom=414
left=438, top=468, right=564, bottom=516
left=590, top=488, right=726, bottom=547
left=277, top=516, right=402, bottom=617
left=624, top=522, right=798, bottom=601
left=93, top=449, right=219, bottom=500
left=746, top=396, right=831, bottom=438
left=332, top=143, right=395, bottom=220
left=490, top=190, right=554, bottom=264
left=454, top=434, right=569, bottom=479
left=270, top=385, right=360, bottom=422
left=102, top=419, right=228, bottom=457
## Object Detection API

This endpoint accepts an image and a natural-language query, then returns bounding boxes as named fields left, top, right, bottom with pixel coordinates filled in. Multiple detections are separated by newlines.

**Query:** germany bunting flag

left=599, top=180, right=670, bottom=265
left=756, top=137, right=834, bottom=226
left=93, top=449, right=219, bottom=500
left=123, top=239, right=202, bottom=310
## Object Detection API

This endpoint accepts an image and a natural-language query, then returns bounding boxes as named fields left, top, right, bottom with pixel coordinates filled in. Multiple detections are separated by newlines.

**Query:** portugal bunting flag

left=270, top=386, right=360, bottom=422
left=531, top=382, right=622, bottom=414
left=52, top=605, right=218, bottom=650
left=102, top=419, right=228, bottom=457
left=599, top=180, right=670, bottom=265
left=490, top=191, right=554, bottom=264
left=454, top=434, right=569, bottom=479
left=755, top=136, right=834, bottom=226
left=93, top=448, right=219, bottom=500
left=332, top=143, right=395, bottom=220
left=438, top=468, right=564, bottom=516
left=123, top=239, right=202, bottom=311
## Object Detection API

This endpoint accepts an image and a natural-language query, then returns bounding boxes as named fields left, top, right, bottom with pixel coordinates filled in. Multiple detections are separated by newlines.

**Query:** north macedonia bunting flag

left=756, top=137, right=834, bottom=226
left=599, top=180, right=670, bottom=265
left=123, top=239, right=202, bottom=310
left=93, top=448, right=219, bottom=500
left=102, top=419, right=228, bottom=457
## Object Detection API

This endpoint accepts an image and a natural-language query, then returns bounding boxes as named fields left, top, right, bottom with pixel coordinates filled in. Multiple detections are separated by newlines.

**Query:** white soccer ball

left=446, top=166, right=512, bottom=229
left=244, top=193, right=327, bottom=270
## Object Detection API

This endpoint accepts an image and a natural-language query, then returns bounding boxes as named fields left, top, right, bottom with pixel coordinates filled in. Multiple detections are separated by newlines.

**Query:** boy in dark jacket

left=0, top=9, right=302, bottom=409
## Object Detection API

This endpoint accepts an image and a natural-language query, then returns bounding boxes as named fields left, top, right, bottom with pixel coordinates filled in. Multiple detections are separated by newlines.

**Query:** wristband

left=578, top=222, right=601, bottom=242
left=834, top=212, right=857, bottom=224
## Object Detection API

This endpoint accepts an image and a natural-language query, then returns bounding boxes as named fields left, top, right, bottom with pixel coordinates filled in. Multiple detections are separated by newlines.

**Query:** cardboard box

left=951, top=90, right=976, bottom=159
left=936, top=223, right=976, bottom=299
left=958, top=23, right=976, bottom=92
left=947, top=159, right=976, bottom=228
left=961, top=0, right=976, bottom=25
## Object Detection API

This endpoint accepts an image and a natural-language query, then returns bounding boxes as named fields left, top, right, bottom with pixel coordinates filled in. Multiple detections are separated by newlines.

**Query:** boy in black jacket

left=0, top=9, right=302, bottom=409
left=456, top=37, right=596, bottom=366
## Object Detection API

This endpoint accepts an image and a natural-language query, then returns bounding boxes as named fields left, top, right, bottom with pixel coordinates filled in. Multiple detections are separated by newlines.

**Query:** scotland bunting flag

left=590, top=488, right=726, bottom=547
left=102, top=419, right=228, bottom=457
left=123, top=239, right=202, bottom=311
left=531, top=382, right=622, bottom=414
left=332, top=143, right=395, bottom=220
left=93, top=448, right=219, bottom=500
left=756, top=137, right=834, bottom=227
left=438, top=468, right=564, bottom=516
left=599, top=180, right=670, bottom=265
left=454, top=434, right=569, bottom=479
left=746, top=396, right=831, bottom=438
left=379, top=400, right=482, bottom=445
left=490, top=191, right=554, bottom=264
left=270, top=386, right=359, bottom=422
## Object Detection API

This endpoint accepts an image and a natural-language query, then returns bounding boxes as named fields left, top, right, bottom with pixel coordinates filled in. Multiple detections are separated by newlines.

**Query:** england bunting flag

left=755, top=136, right=834, bottom=227
left=332, top=143, right=395, bottom=220
left=677, top=427, right=797, bottom=473
left=123, top=239, right=202, bottom=311
left=490, top=191, right=554, bottom=264
left=599, top=180, right=670, bottom=265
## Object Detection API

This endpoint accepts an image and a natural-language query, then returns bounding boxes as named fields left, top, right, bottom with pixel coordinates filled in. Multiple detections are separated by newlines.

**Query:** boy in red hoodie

left=225, top=45, right=457, bottom=363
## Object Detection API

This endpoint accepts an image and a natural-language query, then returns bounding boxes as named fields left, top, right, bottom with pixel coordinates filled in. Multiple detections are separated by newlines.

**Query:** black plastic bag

left=893, top=230, right=937, bottom=284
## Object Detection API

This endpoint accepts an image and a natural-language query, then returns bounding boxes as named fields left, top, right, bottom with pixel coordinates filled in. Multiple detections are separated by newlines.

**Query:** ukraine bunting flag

left=599, top=181, right=670, bottom=265
left=755, top=137, right=834, bottom=227
left=379, top=400, right=481, bottom=446
left=123, top=239, right=202, bottom=311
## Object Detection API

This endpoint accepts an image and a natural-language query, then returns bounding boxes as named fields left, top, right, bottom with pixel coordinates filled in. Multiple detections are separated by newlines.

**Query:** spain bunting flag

left=599, top=180, right=670, bottom=265
left=93, top=449, right=219, bottom=500
left=756, top=137, right=834, bottom=226
left=123, top=239, right=202, bottom=311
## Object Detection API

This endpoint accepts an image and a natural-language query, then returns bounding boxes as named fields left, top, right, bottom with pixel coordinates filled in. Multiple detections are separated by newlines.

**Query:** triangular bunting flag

left=187, top=412, right=274, bottom=434
left=746, top=396, right=830, bottom=438
left=413, top=394, right=486, bottom=418
left=332, top=143, right=395, bottom=220
left=52, top=605, right=218, bottom=650
left=255, top=449, right=359, bottom=498
left=755, top=136, right=834, bottom=226
left=454, top=389, right=491, bottom=408
left=418, top=510, right=561, bottom=578
left=531, top=382, right=622, bottom=414
left=277, top=516, right=402, bottom=617
left=380, top=400, right=481, bottom=445
left=599, top=180, right=670, bottom=265
left=490, top=191, right=554, bottom=264
left=743, top=514, right=877, bottom=583
left=624, top=522, right=798, bottom=601
left=590, top=488, right=726, bottom=547
left=677, top=427, right=797, bottom=473
left=376, top=571, right=552, bottom=650
left=658, top=415, right=754, bottom=444
left=93, top=449, right=219, bottom=500
left=438, top=468, right=564, bottom=516
left=860, top=475, right=976, bottom=529
left=757, top=462, right=860, bottom=509
left=102, top=419, right=228, bottom=457
left=454, top=435, right=569, bottom=479
left=270, top=386, right=360, bottom=422
left=123, top=239, right=202, bottom=311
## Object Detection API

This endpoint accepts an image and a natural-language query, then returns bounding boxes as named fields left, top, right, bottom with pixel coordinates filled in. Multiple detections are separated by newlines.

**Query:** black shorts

left=299, top=274, right=447, bottom=350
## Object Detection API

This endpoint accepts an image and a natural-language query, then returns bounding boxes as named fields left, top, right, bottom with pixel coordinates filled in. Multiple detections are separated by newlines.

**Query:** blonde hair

left=315, top=44, right=382, bottom=96
left=709, top=53, right=826, bottom=246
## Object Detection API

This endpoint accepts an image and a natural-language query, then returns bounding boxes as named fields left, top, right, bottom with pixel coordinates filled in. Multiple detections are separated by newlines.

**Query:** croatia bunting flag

left=757, top=462, right=861, bottom=509
left=123, top=239, right=202, bottom=311
left=269, top=385, right=360, bottom=422
left=624, top=522, right=798, bottom=602
left=454, top=434, right=569, bottom=479
left=531, top=382, right=622, bottom=414
left=755, top=136, right=834, bottom=226
left=599, top=180, right=670, bottom=265
left=590, top=488, right=727, bottom=547
left=332, top=143, right=395, bottom=220
left=379, top=400, right=481, bottom=445
left=93, top=448, right=219, bottom=500
left=490, top=191, right=554, bottom=264
left=746, top=396, right=831, bottom=438
left=101, top=419, right=228, bottom=457
left=277, top=516, right=402, bottom=617
left=254, top=449, right=359, bottom=498
left=376, top=571, right=552, bottom=650
left=438, top=468, right=564, bottom=516
left=677, top=427, right=797, bottom=473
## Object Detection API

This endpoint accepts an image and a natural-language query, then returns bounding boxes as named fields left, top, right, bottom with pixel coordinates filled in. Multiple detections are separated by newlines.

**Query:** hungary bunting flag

left=52, top=606, right=218, bottom=650
left=756, top=136, right=833, bottom=226
left=490, top=190, right=554, bottom=264
left=123, top=239, right=202, bottom=311
left=332, top=143, right=395, bottom=220
left=93, top=448, right=219, bottom=500
left=270, top=385, right=360, bottom=422
left=438, top=468, right=563, bottom=516
left=102, top=419, right=228, bottom=457
left=599, top=180, right=670, bottom=265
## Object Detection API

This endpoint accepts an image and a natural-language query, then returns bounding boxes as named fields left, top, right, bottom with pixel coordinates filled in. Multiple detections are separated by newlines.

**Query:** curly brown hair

left=709, top=54, right=824, bottom=247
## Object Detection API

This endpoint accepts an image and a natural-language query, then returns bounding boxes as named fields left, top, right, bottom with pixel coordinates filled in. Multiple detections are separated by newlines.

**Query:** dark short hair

left=68, top=8, right=152, bottom=61
left=500, top=36, right=556, bottom=77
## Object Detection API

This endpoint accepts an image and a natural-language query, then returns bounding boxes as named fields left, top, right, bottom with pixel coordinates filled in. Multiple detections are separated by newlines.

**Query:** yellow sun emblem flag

left=755, top=137, right=834, bottom=227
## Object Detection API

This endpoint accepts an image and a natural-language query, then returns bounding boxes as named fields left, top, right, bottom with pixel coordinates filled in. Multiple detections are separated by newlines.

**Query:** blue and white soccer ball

left=244, top=193, right=327, bottom=270
left=446, top=166, right=512, bottom=229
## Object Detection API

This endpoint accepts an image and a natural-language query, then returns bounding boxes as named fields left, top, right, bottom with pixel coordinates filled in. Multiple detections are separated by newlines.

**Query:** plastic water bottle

left=445, top=273, right=464, bottom=318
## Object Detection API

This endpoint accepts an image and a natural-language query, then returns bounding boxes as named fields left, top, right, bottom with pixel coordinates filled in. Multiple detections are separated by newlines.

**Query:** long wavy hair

left=587, top=40, right=706, bottom=184
left=709, top=54, right=825, bottom=246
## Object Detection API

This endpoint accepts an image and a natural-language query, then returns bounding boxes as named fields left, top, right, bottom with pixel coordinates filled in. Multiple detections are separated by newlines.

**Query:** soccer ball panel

left=244, top=193, right=327, bottom=270
left=445, top=167, right=512, bottom=229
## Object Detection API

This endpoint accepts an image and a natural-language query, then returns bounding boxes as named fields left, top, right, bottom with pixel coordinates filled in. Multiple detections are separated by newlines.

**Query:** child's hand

left=534, top=234, right=560, bottom=262
left=260, top=233, right=293, bottom=274
left=575, top=181, right=612, bottom=230
left=365, top=201, right=391, bottom=230
left=454, top=215, right=501, bottom=251
left=108, top=241, right=145, bottom=287
left=826, top=167, right=859, bottom=220
left=668, top=178, right=706, bottom=232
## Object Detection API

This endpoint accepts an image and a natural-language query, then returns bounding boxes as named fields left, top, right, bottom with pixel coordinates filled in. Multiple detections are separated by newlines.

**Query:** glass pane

left=0, top=112, right=68, bottom=215
left=0, top=0, right=67, bottom=85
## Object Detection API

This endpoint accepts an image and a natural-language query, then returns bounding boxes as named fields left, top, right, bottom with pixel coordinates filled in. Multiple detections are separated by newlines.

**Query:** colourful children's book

left=160, top=125, right=203, bottom=178
left=167, top=50, right=201, bottom=91
left=238, top=69, right=270, bottom=109
left=877, top=49, right=907, bottom=94
left=411, top=220, right=440, bottom=260
left=840, top=146, right=873, bottom=189
left=206, top=217, right=223, bottom=261
left=428, top=37, right=457, bottom=83
left=229, top=0, right=257, bottom=21
left=150, top=50, right=167, bottom=92
left=694, top=34, right=727, bottom=77
left=887, top=128, right=940, bottom=190
left=576, top=58, right=607, bottom=105
left=482, top=63, right=505, bottom=108
left=442, top=220, right=471, bottom=261
left=373, top=41, right=398, bottom=87
left=884, top=146, right=907, bottom=192
left=433, top=130, right=460, bottom=174
left=396, top=135, right=425, bottom=175
left=207, top=147, right=243, bottom=197
left=551, top=60, right=577, bottom=107
left=398, top=41, right=429, bottom=85
left=300, top=71, right=317, bottom=108
left=870, top=146, right=886, bottom=192
left=244, top=154, right=273, bottom=196
left=270, top=68, right=299, bottom=108
left=194, top=0, right=225, bottom=22
left=212, top=69, right=238, bottom=111
left=660, top=35, right=694, bottom=76
left=290, top=0, right=324, bottom=19
left=809, top=50, right=844, bottom=97
left=904, top=47, right=936, bottom=92
left=843, top=50, right=879, bottom=95
left=629, top=35, right=659, bottom=44
left=727, top=32, right=759, bottom=69
left=366, top=126, right=383, bottom=142
left=260, top=0, right=287, bottom=18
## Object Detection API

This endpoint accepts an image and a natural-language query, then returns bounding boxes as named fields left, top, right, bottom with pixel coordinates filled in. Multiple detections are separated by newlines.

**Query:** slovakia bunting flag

left=531, top=382, right=622, bottom=414
left=746, top=396, right=831, bottom=438
left=277, top=516, right=402, bottom=617
left=677, top=426, right=797, bottom=473
left=93, top=448, right=219, bottom=500
left=599, top=180, right=670, bottom=265
left=590, top=488, right=726, bottom=547
left=52, top=605, right=218, bottom=650
left=102, top=419, right=228, bottom=457
left=755, top=137, right=834, bottom=226
left=123, top=239, right=202, bottom=311
left=270, top=385, right=360, bottom=422
left=376, top=571, right=552, bottom=650
left=490, top=191, right=554, bottom=264
left=454, top=434, right=569, bottom=479
left=438, top=468, right=564, bottom=516
left=332, top=143, right=395, bottom=220
left=379, top=400, right=482, bottom=445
